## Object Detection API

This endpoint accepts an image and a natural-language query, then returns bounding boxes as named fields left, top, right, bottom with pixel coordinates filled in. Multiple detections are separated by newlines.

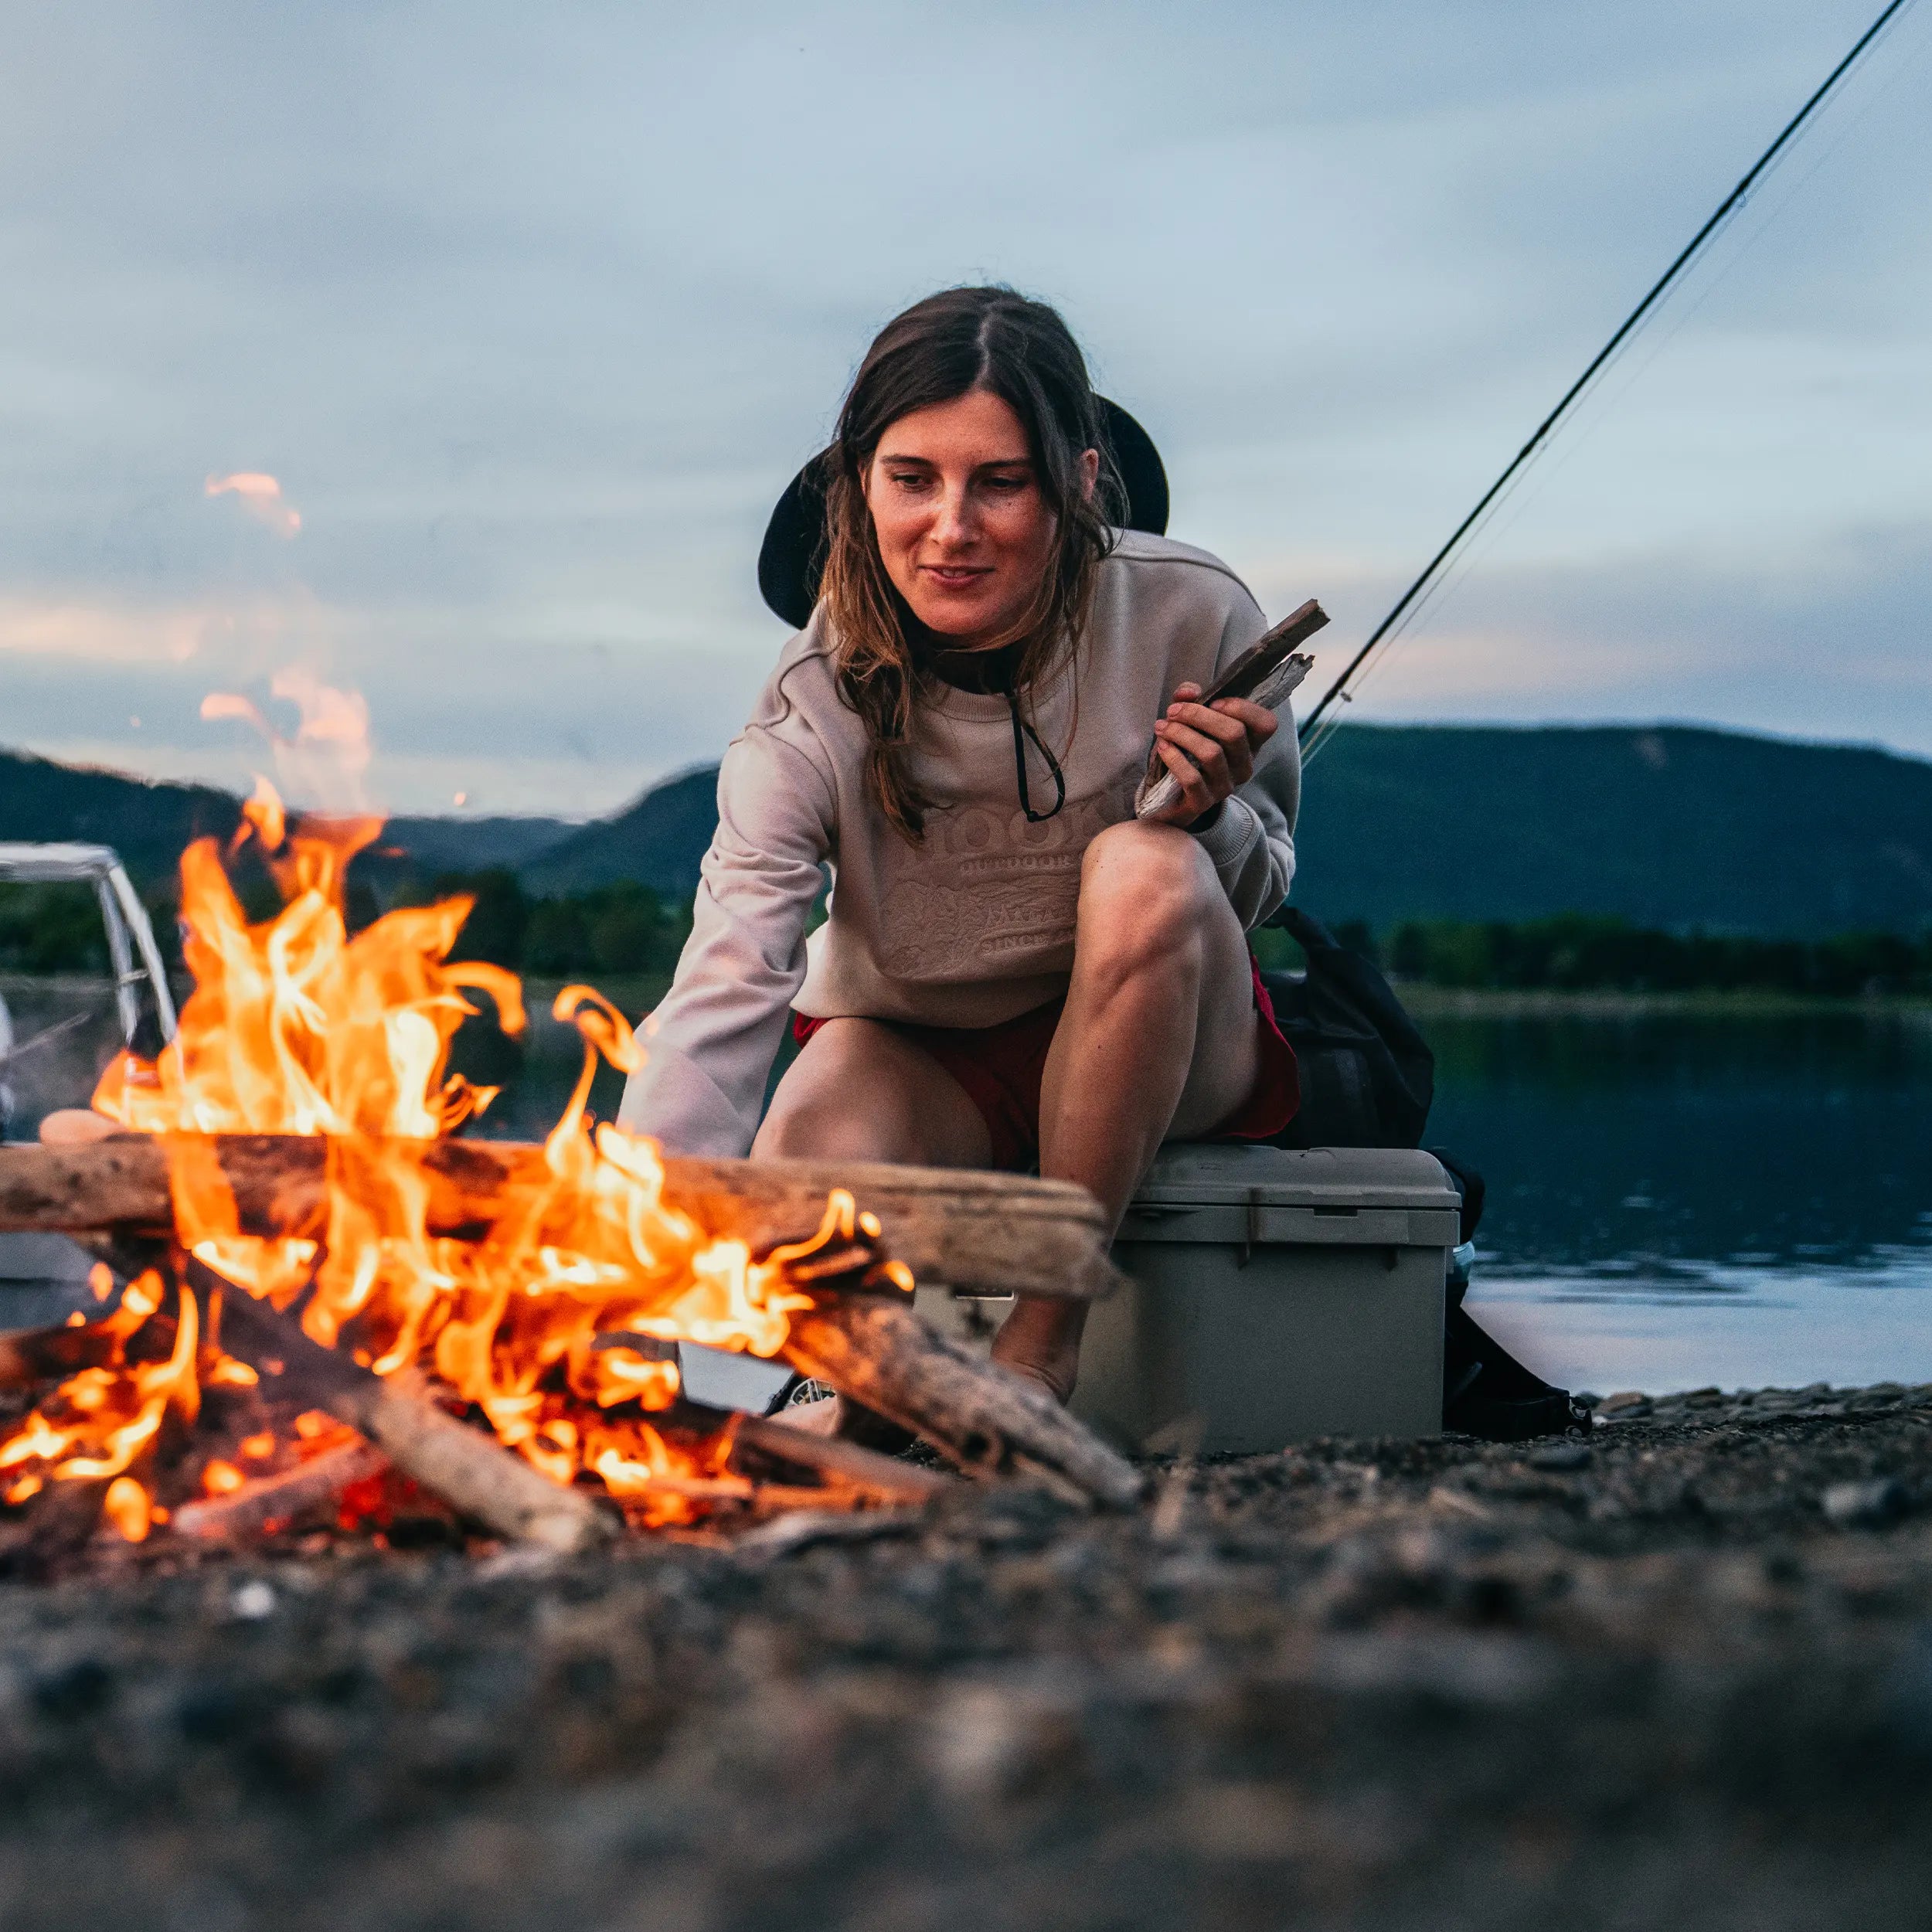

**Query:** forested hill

left=0, top=747, right=574, bottom=889
left=9, top=724, right=1932, bottom=937
left=0, top=748, right=241, bottom=883
left=516, top=765, right=720, bottom=901
left=1292, top=724, right=1932, bottom=937
left=519, top=725, right=1932, bottom=938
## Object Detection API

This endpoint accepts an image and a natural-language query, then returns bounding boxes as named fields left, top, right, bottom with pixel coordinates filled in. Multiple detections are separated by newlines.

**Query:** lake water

left=8, top=974, right=1930, bottom=1396
left=1418, top=998, right=1932, bottom=1396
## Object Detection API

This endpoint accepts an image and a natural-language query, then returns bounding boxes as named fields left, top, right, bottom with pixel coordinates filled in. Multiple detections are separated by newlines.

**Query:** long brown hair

left=816, top=287, right=1123, bottom=840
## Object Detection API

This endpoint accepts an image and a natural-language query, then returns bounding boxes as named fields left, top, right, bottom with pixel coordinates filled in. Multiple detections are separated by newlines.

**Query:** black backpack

left=1257, top=906, right=1434, bottom=1149
left=1257, top=909, right=1587, bottom=1444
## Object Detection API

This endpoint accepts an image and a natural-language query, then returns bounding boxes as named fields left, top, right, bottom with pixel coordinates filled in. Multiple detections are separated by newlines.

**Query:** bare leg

left=753, top=1019, right=991, bottom=1434
left=752, top=1018, right=992, bottom=1168
left=990, top=821, right=1262, bottom=1401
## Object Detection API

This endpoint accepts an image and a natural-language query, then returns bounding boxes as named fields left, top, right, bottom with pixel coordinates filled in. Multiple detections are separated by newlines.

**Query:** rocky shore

left=2, top=1383, right=1929, bottom=1932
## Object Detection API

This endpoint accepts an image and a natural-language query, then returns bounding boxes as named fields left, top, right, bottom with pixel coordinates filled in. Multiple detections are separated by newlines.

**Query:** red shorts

left=789, top=959, right=1299, bottom=1173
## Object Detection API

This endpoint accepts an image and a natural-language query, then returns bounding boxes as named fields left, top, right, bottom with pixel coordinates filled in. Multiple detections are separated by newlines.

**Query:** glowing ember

left=103, top=1477, right=151, bottom=1543
left=0, top=685, right=862, bottom=1535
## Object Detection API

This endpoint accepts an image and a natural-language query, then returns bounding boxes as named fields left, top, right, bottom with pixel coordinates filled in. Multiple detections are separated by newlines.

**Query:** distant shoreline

left=1396, top=982, right=1932, bottom=1020
left=9, top=969, right=1932, bottom=1026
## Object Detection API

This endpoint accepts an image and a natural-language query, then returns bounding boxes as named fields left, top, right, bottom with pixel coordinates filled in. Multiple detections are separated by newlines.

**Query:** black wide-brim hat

left=756, top=397, right=1168, bottom=631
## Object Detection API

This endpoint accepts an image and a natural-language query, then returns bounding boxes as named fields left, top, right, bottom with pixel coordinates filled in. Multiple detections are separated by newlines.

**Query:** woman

left=619, top=286, right=1301, bottom=1406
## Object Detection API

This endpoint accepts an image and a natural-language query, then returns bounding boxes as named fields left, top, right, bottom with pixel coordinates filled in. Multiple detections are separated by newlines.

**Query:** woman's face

left=862, top=388, right=1097, bottom=650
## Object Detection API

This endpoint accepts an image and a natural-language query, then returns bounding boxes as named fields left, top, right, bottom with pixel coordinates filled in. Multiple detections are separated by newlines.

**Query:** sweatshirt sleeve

left=1188, top=587, right=1301, bottom=930
left=616, top=725, right=835, bottom=1157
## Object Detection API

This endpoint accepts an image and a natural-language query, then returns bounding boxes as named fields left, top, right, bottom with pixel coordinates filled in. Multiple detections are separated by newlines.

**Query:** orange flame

left=0, top=1268, right=207, bottom=1511
left=0, top=767, right=828, bottom=1532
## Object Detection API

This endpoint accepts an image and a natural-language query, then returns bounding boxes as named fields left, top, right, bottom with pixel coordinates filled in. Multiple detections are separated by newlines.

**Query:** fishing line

left=1492, top=9, right=1932, bottom=500
left=1301, top=11, right=1932, bottom=768
left=1297, top=0, right=1920, bottom=753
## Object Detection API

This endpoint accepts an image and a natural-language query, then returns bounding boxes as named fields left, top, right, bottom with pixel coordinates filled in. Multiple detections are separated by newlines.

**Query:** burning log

left=0, top=1137, right=1121, bottom=1302
left=172, top=1440, right=387, bottom=1542
left=0, top=1318, right=124, bottom=1390
left=5, top=1155, right=1133, bottom=1531
left=780, top=1298, right=1143, bottom=1509
left=188, top=1258, right=618, bottom=1555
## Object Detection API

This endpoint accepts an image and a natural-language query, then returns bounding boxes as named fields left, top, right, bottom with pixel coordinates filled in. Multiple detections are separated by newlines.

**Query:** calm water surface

left=9, top=975, right=1928, bottom=1396
left=1422, top=1002, right=1932, bottom=1395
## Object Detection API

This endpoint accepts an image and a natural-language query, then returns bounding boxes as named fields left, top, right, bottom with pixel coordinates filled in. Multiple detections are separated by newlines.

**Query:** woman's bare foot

left=989, top=1295, right=1087, bottom=1406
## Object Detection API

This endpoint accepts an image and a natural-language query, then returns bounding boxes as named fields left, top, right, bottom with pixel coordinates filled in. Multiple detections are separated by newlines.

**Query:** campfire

left=0, top=784, right=1137, bottom=1570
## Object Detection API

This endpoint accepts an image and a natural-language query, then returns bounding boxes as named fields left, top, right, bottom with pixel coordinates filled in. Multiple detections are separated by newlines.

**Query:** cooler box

left=1075, top=1145, right=1459, bottom=1452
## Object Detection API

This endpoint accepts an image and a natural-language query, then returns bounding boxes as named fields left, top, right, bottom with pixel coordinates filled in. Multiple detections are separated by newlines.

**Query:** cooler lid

left=1130, top=1144, right=1460, bottom=1213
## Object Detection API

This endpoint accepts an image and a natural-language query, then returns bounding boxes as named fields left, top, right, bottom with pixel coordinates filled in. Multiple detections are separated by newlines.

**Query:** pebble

left=1528, top=1443, right=1591, bottom=1473
left=1597, top=1392, right=1652, bottom=1418
left=230, top=1580, right=277, bottom=1621
left=1821, top=1478, right=1910, bottom=1529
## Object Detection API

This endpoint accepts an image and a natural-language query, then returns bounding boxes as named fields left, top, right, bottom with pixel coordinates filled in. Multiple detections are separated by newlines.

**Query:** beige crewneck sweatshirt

left=617, top=531, right=1300, bottom=1157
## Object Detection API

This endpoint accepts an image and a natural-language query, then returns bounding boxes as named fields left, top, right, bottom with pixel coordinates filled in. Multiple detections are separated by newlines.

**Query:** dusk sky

left=5, top=1, right=1929, bottom=817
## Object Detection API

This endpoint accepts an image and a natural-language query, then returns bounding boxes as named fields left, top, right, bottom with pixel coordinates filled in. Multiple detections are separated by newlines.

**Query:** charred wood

left=685, top=1402, right=956, bottom=1508
left=171, top=1440, right=388, bottom=1542
left=0, top=1476, right=109, bottom=1580
left=0, top=1318, right=123, bottom=1390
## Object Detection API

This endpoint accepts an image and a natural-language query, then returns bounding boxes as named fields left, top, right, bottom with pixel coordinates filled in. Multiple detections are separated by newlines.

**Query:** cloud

left=0, top=0, right=1927, bottom=809
left=205, top=472, right=301, bottom=538
left=1307, top=519, right=1932, bottom=753
left=0, top=597, right=212, bottom=665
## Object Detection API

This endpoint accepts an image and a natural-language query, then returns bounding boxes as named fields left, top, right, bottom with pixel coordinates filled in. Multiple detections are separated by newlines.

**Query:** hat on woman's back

left=756, top=397, right=1169, bottom=631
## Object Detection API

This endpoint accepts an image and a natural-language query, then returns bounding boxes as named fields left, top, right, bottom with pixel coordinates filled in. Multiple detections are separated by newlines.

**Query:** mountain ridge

left=9, top=723, right=1932, bottom=937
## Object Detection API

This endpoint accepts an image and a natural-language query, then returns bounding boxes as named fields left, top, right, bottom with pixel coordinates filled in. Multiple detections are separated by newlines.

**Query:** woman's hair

left=817, top=286, right=1124, bottom=840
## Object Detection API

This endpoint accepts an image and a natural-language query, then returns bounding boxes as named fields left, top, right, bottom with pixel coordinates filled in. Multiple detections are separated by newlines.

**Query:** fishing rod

left=1297, top=0, right=1919, bottom=750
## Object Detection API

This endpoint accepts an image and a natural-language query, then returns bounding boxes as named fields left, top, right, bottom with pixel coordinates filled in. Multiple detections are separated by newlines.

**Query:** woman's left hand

left=1147, top=682, right=1279, bottom=828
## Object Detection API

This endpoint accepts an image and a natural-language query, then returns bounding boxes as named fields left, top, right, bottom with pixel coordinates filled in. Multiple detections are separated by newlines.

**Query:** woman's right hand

left=1146, top=681, right=1280, bottom=827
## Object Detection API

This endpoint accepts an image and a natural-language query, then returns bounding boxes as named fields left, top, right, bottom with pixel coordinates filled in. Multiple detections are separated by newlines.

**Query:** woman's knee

left=1077, top=821, right=1221, bottom=969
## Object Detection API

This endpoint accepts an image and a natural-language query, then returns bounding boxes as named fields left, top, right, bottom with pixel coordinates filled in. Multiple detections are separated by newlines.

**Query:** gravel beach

left=2, top=1383, right=1929, bottom=1932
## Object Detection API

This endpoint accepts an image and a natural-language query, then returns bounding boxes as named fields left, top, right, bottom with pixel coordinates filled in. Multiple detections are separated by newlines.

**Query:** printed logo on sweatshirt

left=873, top=780, right=1136, bottom=980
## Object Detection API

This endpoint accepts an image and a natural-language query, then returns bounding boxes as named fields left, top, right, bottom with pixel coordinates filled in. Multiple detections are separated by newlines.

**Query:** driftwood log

left=0, top=1137, right=1121, bottom=1301
left=717, top=1407, right=955, bottom=1509
left=187, top=1257, right=618, bottom=1556
left=781, top=1298, right=1143, bottom=1509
